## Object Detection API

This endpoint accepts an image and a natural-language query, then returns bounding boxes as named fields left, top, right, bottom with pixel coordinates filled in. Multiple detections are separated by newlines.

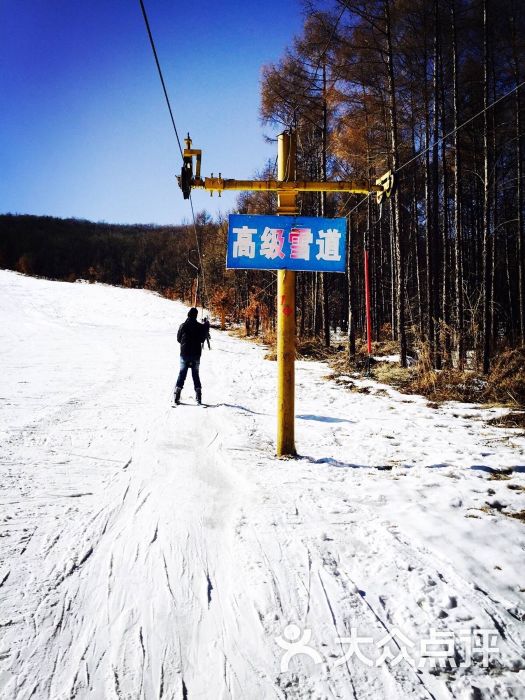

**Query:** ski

left=171, top=402, right=214, bottom=408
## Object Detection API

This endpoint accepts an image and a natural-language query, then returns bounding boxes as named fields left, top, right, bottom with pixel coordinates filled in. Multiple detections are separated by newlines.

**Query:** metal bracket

left=187, top=248, right=200, bottom=272
left=176, top=136, right=391, bottom=201
left=375, top=170, right=395, bottom=204
left=177, top=133, right=202, bottom=199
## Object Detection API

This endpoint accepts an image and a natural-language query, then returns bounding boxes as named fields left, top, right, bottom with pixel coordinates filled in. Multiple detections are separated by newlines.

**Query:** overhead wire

left=140, top=0, right=523, bottom=314
left=342, top=78, right=525, bottom=218
left=395, top=78, right=525, bottom=178
left=188, top=195, right=210, bottom=314
left=138, top=0, right=183, bottom=158
left=138, top=0, right=210, bottom=314
left=337, top=76, right=525, bottom=357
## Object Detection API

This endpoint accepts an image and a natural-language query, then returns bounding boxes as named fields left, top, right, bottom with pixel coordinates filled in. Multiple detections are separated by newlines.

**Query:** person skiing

left=174, top=307, right=210, bottom=405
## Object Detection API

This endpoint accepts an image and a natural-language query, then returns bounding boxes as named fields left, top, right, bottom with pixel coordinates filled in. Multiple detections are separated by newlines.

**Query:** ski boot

left=174, top=387, right=181, bottom=405
left=196, top=389, right=202, bottom=405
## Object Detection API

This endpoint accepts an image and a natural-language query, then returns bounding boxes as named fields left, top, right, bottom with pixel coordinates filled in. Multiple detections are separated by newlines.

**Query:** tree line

left=0, top=213, right=271, bottom=333
left=0, top=213, right=210, bottom=302
left=249, top=0, right=525, bottom=371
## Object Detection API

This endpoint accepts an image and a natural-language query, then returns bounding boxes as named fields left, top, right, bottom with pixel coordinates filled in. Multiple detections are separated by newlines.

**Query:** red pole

left=364, top=248, right=372, bottom=354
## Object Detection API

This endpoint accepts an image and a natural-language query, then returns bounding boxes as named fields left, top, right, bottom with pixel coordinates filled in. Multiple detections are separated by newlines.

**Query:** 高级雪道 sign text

left=227, top=214, right=347, bottom=273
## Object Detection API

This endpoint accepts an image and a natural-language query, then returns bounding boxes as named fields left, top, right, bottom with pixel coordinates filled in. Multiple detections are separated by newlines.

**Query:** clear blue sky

left=0, top=0, right=303, bottom=225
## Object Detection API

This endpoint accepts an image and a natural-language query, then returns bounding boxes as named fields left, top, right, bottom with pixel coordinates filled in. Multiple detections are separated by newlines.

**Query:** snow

left=372, top=353, right=416, bottom=366
left=1, top=269, right=524, bottom=699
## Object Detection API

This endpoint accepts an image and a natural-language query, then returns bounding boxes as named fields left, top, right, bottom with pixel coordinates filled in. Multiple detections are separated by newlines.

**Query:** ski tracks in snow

left=1, top=272, right=524, bottom=699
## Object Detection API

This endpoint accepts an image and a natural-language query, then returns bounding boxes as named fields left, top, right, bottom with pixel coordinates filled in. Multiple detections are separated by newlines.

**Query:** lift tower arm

left=177, top=136, right=395, bottom=201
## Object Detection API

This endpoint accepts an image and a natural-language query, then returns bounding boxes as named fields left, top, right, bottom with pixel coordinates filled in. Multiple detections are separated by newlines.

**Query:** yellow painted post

left=186, top=134, right=389, bottom=456
left=277, top=132, right=297, bottom=457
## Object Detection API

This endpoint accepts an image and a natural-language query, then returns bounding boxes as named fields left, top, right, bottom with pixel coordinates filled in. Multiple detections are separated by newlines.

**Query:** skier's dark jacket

left=177, top=318, right=209, bottom=359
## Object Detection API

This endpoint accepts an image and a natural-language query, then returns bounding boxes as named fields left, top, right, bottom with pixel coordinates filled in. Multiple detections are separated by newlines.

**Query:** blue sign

left=226, top=214, right=347, bottom=273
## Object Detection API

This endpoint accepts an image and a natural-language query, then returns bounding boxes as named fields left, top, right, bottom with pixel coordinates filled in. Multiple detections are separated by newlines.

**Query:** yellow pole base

left=276, top=268, right=296, bottom=457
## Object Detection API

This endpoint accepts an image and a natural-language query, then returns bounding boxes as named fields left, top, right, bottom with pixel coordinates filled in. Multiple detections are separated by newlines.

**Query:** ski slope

left=0, top=269, right=524, bottom=700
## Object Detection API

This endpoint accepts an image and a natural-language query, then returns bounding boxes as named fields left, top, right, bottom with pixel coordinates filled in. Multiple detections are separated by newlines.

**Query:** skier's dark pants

left=176, top=356, right=201, bottom=390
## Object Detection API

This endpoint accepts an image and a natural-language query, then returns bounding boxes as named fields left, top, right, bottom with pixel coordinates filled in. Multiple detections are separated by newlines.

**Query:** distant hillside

left=0, top=213, right=215, bottom=300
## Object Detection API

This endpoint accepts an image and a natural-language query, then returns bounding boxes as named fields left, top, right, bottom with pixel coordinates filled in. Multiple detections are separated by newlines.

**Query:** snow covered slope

left=0, top=269, right=524, bottom=700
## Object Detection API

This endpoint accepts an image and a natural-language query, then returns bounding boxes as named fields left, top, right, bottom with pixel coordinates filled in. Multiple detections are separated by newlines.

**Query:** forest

left=251, top=0, right=525, bottom=376
left=0, top=214, right=212, bottom=301
left=1, top=0, right=524, bottom=400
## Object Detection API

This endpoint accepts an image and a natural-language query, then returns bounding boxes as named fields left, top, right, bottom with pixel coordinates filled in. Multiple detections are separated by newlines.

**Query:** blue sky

left=0, top=0, right=303, bottom=225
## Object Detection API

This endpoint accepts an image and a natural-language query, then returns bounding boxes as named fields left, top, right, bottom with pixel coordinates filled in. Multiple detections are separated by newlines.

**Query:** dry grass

left=367, top=338, right=400, bottom=356
left=488, top=412, right=525, bottom=429
left=223, top=326, right=278, bottom=361
left=487, top=471, right=512, bottom=481
left=403, top=361, right=525, bottom=411
left=371, top=362, right=412, bottom=388
left=483, top=348, right=525, bottom=406
left=395, top=343, right=525, bottom=408
left=328, top=373, right=373, bottom=394
left=228, top=324, right=525, bottom=416
left=330, top=338, right=525, bottom=417
left=507, top=510, right=525, bottom=523
left=330, top=351, right=357, bottom=374
left=260, top=334, right=341, bottom=363
left=477, top=498, right=525, bottom=524
left=407, top=368, right=487, bottom=403
left=296, top=338, right=338, bottom=361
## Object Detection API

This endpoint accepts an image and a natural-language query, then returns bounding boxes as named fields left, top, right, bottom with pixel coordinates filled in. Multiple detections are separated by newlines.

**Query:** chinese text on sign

left=227, top=215, right=347, bottom=273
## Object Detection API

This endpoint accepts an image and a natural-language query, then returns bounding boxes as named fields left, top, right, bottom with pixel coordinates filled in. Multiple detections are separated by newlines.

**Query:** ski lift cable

left=396, top=78, right=525, bottom=177
left=345, top=192, right=370, bottom=218
left=342, top=78, right=525, bottom=218
left=138, top=0, right=210, bottom=315
left=189, top=194, right=211, bottom=314
left=138, top=0, right=184, bottom=158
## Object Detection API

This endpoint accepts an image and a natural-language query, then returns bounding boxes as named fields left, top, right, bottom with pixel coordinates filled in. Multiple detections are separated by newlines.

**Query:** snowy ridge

left=0, top=270, right=524, bottom=699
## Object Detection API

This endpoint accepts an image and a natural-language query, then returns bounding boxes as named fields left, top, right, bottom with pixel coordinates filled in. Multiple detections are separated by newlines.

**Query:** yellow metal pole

left=277, top=132, right=297, bottom=457
left=200, top=178, right=377, bottom=195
